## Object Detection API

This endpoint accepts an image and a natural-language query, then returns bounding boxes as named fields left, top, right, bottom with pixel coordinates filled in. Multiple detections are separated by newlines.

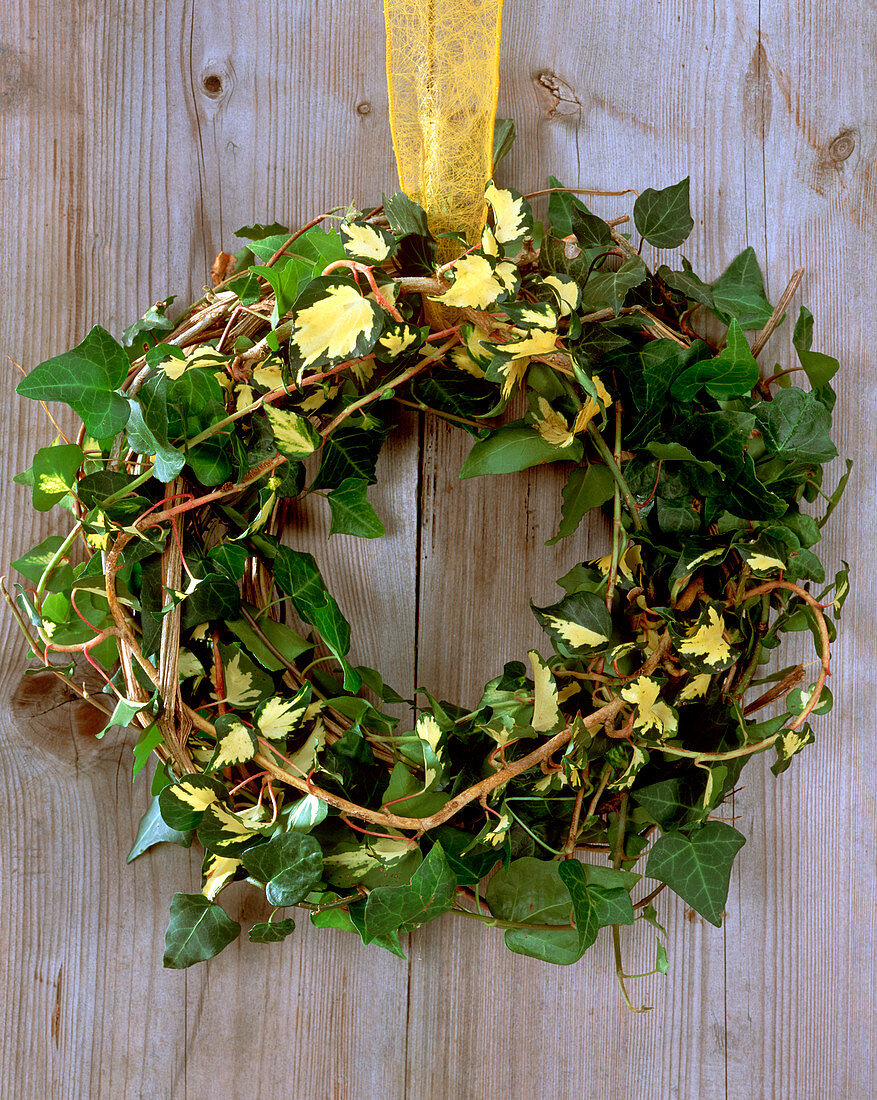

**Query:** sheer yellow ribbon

left=384, top=0, right=504, bottom=256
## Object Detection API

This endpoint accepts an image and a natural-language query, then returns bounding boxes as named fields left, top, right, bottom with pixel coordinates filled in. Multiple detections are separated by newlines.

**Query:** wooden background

left=1, top=1, right=874, bottom=1096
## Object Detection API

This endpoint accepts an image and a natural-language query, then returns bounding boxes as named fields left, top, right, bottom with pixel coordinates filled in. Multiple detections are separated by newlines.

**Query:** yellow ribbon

left=384, top=0, right=504, bottom=256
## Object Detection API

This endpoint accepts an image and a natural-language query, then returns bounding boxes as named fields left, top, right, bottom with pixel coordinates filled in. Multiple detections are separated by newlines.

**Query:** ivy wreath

left=6, top=166, right=848, bottom=1003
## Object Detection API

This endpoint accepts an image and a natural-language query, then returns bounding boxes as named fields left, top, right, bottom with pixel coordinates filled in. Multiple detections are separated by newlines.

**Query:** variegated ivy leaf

left=739, top=543, right=786, bottom=575
left=572, top=374, right=613, bottom=435
left=676, top=672, right=712, bottom=703
left=289, top=277, right=385, bottom=372
left=528, top=650, right=562, bottom=733
left=531, top=396, right=576, bottom=448
left=432, top=254, right=510, bottom=310
left=620, top=676, right=678, bottom=738
left=284, top=793, right=329, bottom=832
left=533, top=591, right=613, bottom=655
left=285, top=718, right=328, bottom=776
left=501, top=300, right=559, bottom=330
left=211, top=643, right=275, bottom=710
left=201, top=852, right=242, bottom=900
left=197, top=801, right=263, bottom=856
left=206, top=714, right=258, bottom=771
left=542, top=273, right=581, bottom=317
left=264, top=405, right=321, bottom=458
left=491, top=327, right=559, bottom=363
left=592, top=542, right=642, bottom=584
left=255, top=685, right=312, bottom=741
left=607, top=743, right=649, bottom=790
left=772, top=724, right=815, bottom=776
left=177, top=649, right=206, bottom=681
left=374, top=322, right=426, bottom=363
left=322, top=836, right=415, bottom=886
left=339, top=219, right=395, bottom=264
left=674, top=604, right=737, bottom=672
left=485, top=181, right=533, bottom=254
left=158, top=773, right=227, bottom=832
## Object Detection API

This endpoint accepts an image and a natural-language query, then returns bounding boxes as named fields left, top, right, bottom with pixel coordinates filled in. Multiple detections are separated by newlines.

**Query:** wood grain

left=0, top=0, right=874, bottom=1097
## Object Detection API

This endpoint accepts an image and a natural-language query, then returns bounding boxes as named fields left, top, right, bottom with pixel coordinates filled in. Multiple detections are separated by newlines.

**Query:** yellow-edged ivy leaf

left=264, top=405, right=320, bottom=458
left=206, top=714, right=258, bottom=771
left=289, top=277, right=385, bottom=372
left=163, top=893, right=241, bottom=969
left=255, top=685, right=312, bottom=741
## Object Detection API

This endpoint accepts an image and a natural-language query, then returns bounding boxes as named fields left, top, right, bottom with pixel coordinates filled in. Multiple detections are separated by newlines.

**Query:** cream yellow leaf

left=543, top=274, right=581, bottom=317
left=287, top=719, right=328, bottom=775
left=213, top=648, right=265, bottom=709
left=252, top=361, right=284, bottom=389
left=497, top=328, right=559, bottom=359
left=235, top=384, right=255, bottom=414
left=484, top=808, right=513, bottom=847
left=609, top=744, right=649, bottom=790
left=480, top=226, right=500, bottom=257
left=210, top=718, right=257, bottom=769
left=340, top=221, right=393, bottom=263
left=620, top=676, right=677, bottom=737
left=378, top=326, right=421, bottom=358
left=323, top=835, right=413, bottom=874
left=544, top=615, right=608, bottom=649
left=676, top=673, right=712, bottom=703
left=256, top=692, right=310, bottom=741
left=265, top=405, right=319, bottom=458
left=292, top=284, right=380, bottom=367
left=593, top=543, right=642, bottom=582
left=416, top=714, right=443, bottom=754
left=205, top=803, right=258, bottom=850
left=433, top=255, right=507, bottom=309
left=495, top=356, right=530, bottom=400
left=743, top=549, right=785, bottom=572
left=171, top=779, right=220, bottom=814
left=678, top=607, right=732, bottom=667
left=201, top=853, right=241, bottom=900
left=485, top=182, right=529, bottom=248
left=495, top=261, right=520, bottom=293
left=528, top=650, right=561, bottom=732
left=534, top=396, right=575, bottom=447
left=450, top=345, right=487, bottom=377
left=573, top=376, right=613, bottom=435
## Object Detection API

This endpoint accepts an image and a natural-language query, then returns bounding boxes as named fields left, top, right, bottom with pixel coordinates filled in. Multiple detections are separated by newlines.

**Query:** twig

left=751, top=268, right=805, bottom=358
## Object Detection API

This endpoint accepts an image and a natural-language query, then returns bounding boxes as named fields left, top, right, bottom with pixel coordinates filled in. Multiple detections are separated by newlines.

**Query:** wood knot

left=533, top=69, right=581, bottom=118
left=202, top=73, right=223, bottom=97
left=198, top=59, right=235, bottom=110
left=356, top=101, right=372, bottom=116
left=828, top=129, right=856, bottom=164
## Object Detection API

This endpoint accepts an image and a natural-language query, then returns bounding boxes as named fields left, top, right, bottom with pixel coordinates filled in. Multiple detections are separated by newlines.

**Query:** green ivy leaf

left=30, top=444, right=84, bottom=511
left=645, top=821, right=746, bottom=926
left=364, top=843, right=457, bottom=937
left=486, top=856, right=580, bottom=963
left=327, top=477, right=385, bottom=538
left=132, top=722, right=164, bottom=778
left=558, top=859, right=634, bottom=954
left=633, top=177, right=694, bottom=249
left=17, top=326, right=132, bottom=438
left=125, top=374, right=186, bottom=482
left=657, top=261, right=715, bottom=309
left=241, top=830, right=324, bottom=906
left=546, top=464, right=615, bottom=543
left=460, top=425, right=582, bottom=478
left=311, top=424, right=389, bottom=491
left=163, top=893, right=241, bottom=969
left=581, top=257, right=649, bottom=315
left=792, top=307, right=839, bottom=388
left=127, top=794, right=194, bottom=863
left=711, top=247, right=773, bottom=329
left=753, top=387, right=837, bottom=463
left=671, top=320, right=759, bottom=401
left=11, top=536, right=75, bottom=593
left=492, top=117, right=516, bottom=168
left=248, top=918, right=297, bottom=943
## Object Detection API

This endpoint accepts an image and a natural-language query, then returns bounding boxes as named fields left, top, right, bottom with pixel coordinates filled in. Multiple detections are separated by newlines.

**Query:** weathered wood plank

left=0, top=2, right=411, bottom=1098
